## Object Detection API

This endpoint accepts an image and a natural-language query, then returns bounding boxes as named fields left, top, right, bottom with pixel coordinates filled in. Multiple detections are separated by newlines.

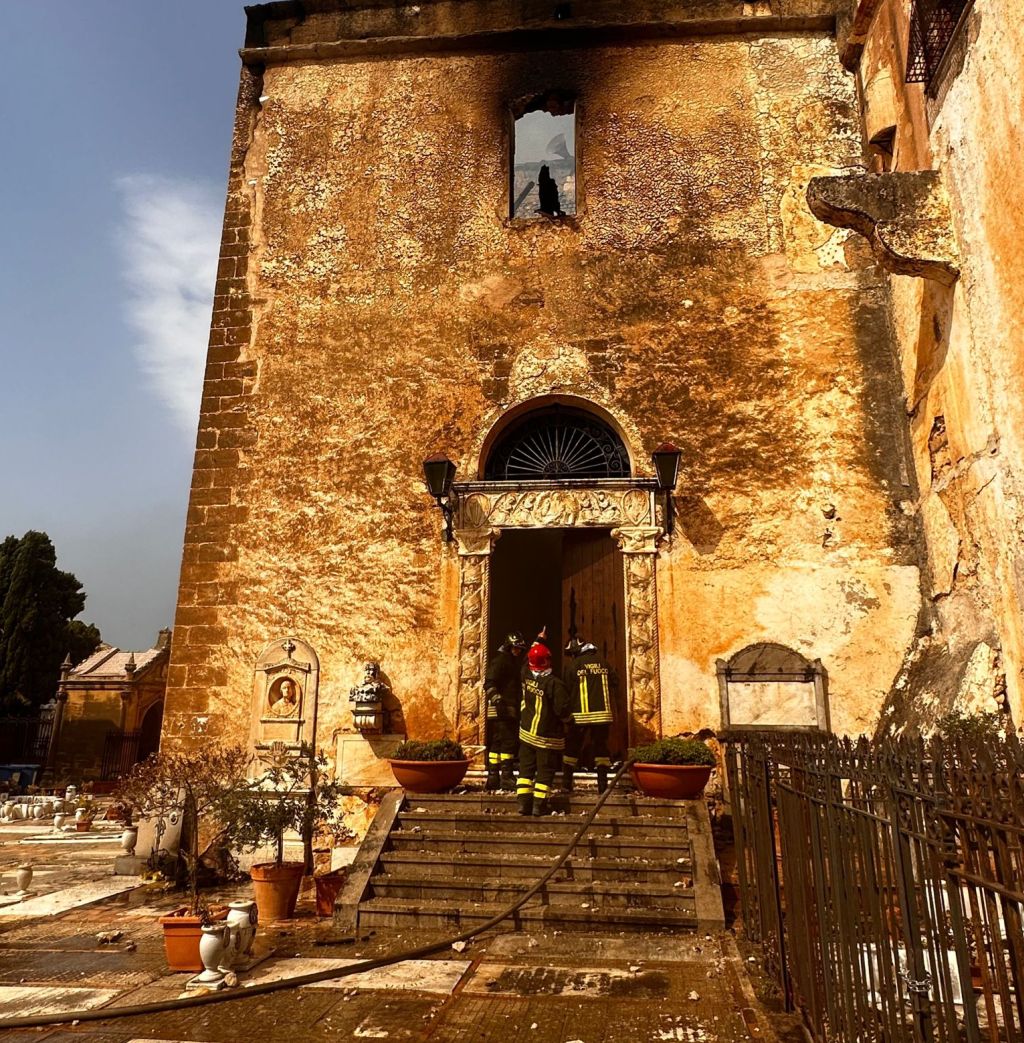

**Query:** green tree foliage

left=0, top=531, right=102, bottom=713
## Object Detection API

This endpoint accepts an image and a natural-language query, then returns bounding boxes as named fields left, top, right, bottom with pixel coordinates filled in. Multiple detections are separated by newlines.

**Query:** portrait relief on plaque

left=250, top=636, right=320, bottom=756
left=268, top=676, right=301, bottom=717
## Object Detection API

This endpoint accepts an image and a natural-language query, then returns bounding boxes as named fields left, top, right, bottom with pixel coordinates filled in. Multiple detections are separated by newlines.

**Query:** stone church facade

left=163, top=0, right=1021, bottom=776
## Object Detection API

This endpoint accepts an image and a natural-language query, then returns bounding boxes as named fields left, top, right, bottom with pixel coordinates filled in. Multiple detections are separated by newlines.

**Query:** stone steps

left=345, top=788, right=724, bottom=935
left=387, top=827, right=688, bottom=859
left=368, top=872, right=697, bottom=911
left=394, top=809, right=690, bottom=839
left=356, top=896, right=699, bottom=932
left=378, top=850, right=692, bottom=883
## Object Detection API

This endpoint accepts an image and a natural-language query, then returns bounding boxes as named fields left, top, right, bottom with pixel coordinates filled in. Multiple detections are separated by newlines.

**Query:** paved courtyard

left=0, top=818, right=778, bottom=1043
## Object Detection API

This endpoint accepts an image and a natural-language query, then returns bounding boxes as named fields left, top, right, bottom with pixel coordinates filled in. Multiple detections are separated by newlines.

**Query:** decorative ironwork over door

left=485, top=407, right=630, bottom=481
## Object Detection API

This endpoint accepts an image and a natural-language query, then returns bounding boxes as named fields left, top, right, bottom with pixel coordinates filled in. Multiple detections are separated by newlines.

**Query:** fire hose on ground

left=0, top=758, right=636, bottom=1029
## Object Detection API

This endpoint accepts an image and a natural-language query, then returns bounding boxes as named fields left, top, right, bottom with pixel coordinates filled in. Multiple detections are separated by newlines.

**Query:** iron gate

left=725, top=731, right=1024, bottom=1043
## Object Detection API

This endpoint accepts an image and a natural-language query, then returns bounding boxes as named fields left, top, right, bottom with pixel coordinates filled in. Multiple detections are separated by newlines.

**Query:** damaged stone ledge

left=239, top=15, right=837, bottom=67
left=807, top=169, right=961, bottom=286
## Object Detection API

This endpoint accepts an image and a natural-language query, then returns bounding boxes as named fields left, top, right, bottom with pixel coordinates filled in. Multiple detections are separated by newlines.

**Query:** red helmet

left=527, top=643, right=551, bottom=670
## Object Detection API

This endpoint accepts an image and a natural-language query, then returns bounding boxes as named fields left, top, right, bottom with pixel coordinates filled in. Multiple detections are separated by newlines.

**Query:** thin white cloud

left=116, top=175, right=222, bottom=435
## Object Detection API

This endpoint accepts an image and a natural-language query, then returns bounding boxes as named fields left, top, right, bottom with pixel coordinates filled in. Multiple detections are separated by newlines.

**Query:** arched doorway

left=138, top=700, right=164, bottom=761
left=472, top=402, right=645, bottom=756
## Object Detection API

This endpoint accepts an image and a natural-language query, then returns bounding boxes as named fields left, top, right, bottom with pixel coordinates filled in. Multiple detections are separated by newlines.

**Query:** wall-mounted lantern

left=423, top=454, right=457, bottom=542
left=349, top=662, right=391, bottom=735
left=651, top=442, right=682, bottom=536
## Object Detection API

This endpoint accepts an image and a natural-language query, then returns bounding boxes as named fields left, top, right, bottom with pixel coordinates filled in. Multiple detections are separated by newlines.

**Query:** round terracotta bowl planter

left=388, top=759, right=470, bottom=793
left=158, top=910, right=205, bottom=972
left=250, top=861, right=305, bottom=921
left=630, top=763, right=714, bottom=800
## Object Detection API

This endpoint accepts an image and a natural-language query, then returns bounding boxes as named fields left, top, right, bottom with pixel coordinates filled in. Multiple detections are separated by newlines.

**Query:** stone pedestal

left=335, top=733, right=406, bottom=786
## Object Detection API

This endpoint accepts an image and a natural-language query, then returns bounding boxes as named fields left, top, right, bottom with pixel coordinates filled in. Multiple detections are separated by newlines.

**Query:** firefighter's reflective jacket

left=519, top=671, right=572, bottom=750
left=485, top=649, right=522, bottom=721
left=566, top=650, right=615, bottom=725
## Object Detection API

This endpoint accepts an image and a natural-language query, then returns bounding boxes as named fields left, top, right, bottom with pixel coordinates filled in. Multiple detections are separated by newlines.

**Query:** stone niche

left=250, top=637, right=319, bottom=758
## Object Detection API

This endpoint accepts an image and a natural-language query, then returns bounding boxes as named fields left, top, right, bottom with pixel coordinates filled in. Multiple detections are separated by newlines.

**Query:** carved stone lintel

left=611, top=526, right=663, bottom=555
left=458, top=487, right=654, bottom=531
left=807, top=170, right=960, bottom=286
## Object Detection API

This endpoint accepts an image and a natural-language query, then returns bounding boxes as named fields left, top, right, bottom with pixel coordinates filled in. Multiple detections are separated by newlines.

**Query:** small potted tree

left=388, top=738, right=470, bottom=793
left=630, top=737, right=717, bottom=799
left=226, top=743, right=347, bottom=922
left=116, top=745, right=251, bottom=971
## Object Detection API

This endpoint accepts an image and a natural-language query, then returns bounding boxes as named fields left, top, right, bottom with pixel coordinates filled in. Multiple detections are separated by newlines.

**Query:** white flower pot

left=121, top=828, right=138, bottom=856
left=32, top=805, right=44, bottom=820
left=65, top=786, right=77, bottom=803
left=74, top=808, right=88, bottom=824
left=16, top=865, right=32, bottom=892
left=53, top=813, right=66, bottom=830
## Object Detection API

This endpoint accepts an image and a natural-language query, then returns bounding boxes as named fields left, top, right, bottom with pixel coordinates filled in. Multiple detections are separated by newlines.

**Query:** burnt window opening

left=485, top=406, right=629, bottom=481
left=510, top=91, right=576, bottom=220
left=906, top=0, right=973, bottom=91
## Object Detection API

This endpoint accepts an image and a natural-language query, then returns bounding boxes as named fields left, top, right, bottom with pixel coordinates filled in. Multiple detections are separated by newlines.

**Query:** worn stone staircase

left=339, top=786, right=724, bottom=935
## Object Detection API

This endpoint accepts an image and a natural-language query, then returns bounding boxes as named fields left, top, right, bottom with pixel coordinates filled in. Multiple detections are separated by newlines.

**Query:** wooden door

left=561, top=529, right=628, bottom=757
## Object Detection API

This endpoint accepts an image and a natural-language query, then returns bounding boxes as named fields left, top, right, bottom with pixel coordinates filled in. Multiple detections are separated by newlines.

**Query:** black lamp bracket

left=433, top=488, right=459, bottom=543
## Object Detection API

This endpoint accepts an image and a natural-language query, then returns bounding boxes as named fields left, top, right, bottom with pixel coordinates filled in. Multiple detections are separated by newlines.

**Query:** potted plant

left=388, top=738, right=470, bottom=793
left=115, top=745, right=250, bottom=971
left=225, top=743, right=347, bottom=922
left=630, top=737, right=717, bottom=799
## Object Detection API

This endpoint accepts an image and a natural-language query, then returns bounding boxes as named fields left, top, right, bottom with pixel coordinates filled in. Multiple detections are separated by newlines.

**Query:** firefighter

left=562, top=638, right=615, bottom=794
left=517, top=638, right=572, bottom=817
left=484, top=630, right=526, bottom=791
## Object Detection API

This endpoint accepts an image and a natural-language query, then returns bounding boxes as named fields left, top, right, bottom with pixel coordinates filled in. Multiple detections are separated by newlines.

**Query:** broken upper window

left=510, top=92, right=576, bottom=220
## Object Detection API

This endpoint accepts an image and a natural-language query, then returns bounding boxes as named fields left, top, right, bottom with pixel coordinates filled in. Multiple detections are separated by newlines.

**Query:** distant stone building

left=163, top=0, right=1022, bottom=779
left=50, top=630, right=170, bottom=781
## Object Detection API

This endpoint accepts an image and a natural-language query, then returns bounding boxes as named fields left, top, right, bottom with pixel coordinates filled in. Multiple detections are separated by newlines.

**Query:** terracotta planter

left=75, top=820, right=93, bottom=832
left=388, top=759, right=470, bottom=793
left=158, top=909, right=204, bottom=971
left=314, top=869, right=348, bottom=917
left=250, top=861, right=305, bottom=921
left=630, top=763, right=713, bottom=800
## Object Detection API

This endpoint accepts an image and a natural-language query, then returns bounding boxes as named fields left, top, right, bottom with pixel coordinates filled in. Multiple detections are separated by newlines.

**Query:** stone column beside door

left=612, top=526, right=663, bottom=746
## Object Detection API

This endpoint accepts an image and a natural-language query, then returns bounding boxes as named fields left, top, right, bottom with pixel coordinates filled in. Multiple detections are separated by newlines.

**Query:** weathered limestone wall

left=845, top=0, right=1024, bottom=731
left=165, top=7, right=921, bottom=767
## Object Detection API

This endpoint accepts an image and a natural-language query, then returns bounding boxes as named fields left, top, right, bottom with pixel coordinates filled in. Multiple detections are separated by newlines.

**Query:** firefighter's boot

left=517, top=794, right=533, bottom=816
left=532, top=782, right=551, bottom=816
left=561, top=765, right=575, bottom=793
left=499, top=761, right=516, bottom=792
left=596, top=765, right=609, bottom=794
left=531, top=799, right=549, bottom=817
left=485, top=765, right=500, bottom=791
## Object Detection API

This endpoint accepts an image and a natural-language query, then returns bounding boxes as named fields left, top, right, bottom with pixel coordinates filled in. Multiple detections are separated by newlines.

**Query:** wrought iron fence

left=100, top=729, right=142, bottom=782
left=725, top=730, right=1024, bottom=1043
left=0, top=715, right=54, bottom=763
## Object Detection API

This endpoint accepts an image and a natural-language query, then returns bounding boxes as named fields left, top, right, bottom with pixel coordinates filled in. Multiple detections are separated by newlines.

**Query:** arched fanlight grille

left=485, top=408, right=630, bottom=481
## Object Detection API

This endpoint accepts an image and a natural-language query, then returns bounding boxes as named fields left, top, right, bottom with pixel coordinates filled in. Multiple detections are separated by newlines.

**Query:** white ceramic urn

left=195, top=924, right=228, bottom=986
left=16, top=865, right=32, bottom=892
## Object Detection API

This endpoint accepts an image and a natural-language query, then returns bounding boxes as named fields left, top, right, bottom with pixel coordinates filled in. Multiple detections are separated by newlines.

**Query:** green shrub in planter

left=631, top=737, right=716, bottom=766
left=392, top=739, right=466, bottom=762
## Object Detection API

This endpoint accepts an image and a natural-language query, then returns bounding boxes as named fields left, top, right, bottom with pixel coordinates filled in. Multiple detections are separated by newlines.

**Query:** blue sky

left=0, top=1, right=246, bottom=650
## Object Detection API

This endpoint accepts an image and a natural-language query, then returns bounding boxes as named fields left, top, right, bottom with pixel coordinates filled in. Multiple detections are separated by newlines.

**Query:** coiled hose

left=0, top=759, right=635, bottom=1029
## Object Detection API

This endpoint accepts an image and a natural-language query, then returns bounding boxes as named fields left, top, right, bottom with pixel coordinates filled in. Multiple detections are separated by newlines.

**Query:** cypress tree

left=0, top=532, right=102, bottom=713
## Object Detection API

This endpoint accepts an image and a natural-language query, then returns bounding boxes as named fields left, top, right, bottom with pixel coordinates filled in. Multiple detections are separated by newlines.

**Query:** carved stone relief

left=454, top=529, right=500, bottom=745
left=458, top=487, right=655, bottom=531
left=251, top=636, right=319, bottom=757
left=614, top=527, right=662, bottom=745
